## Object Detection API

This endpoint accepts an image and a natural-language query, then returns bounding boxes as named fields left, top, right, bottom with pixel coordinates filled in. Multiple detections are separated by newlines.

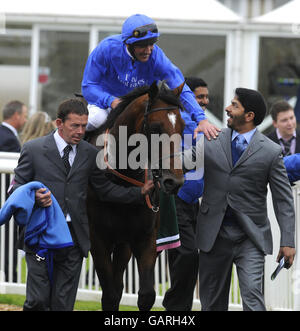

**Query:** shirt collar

left=2, top=122, right=18, bottom=137
left=53, top=130, right=76, bottom=155
left=125, top=45, right=134, bottom=60
left=276, top=128, right=296, bottom=141
left=231, top=128, right=257, bottom=144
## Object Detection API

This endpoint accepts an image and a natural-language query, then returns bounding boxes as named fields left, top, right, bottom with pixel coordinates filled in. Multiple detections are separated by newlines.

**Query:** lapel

left=218, top=128, right=264, bottom=169
left=43, top=133, right=67, bottom=175
left=68, top=141, right=89, bottom=178
left=218, top=128, right=233, bottom=168
left=43, top=133, right=89, bottom=178
left=234, top=129, right=264, bottom=168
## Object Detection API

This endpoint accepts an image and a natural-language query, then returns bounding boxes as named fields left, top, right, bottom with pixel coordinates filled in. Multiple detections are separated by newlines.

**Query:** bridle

left=103, top=101, right=179, bottom=212
left=143, top=101, right=179, bottom=184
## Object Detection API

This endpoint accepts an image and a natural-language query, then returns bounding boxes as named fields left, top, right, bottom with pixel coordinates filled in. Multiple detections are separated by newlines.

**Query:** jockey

left=81, top=13, right=219, bottom=139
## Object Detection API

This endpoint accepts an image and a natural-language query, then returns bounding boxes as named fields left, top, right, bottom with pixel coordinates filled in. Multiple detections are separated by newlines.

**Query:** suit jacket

left=196, top=128, right=295, bottom=255
left=0, top=124, right=21, bottom=152
left=13, top=132, right=144, bottom=257
left=268, top=129, right=300, bottom=154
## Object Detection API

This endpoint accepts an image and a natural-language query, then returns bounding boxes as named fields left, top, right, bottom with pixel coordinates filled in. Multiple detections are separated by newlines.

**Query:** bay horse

left=87, top=81, right=185, bottom=311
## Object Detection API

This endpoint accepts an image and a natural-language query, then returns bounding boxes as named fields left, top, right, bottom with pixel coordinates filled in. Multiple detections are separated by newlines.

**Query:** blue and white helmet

left=122, top=14, right=160, bottom=45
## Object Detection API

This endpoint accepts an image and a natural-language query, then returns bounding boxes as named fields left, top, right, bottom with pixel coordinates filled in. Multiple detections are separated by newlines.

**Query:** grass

left=11, top=255, right=166, bottom=310
left=8, top=256, right=239, bottom=310
left=0, top=294, right=164, bottom=311
left=0, top=294, right=25, bottom=307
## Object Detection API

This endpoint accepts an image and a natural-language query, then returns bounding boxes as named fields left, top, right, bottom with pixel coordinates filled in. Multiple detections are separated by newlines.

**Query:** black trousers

left=163, top=196, right=199, bottom=311
left=23, top=223, right=83, bottom=311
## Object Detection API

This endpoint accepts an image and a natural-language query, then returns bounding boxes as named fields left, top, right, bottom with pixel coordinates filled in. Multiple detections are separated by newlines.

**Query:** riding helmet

left=122, top=14, right=160, bottom=45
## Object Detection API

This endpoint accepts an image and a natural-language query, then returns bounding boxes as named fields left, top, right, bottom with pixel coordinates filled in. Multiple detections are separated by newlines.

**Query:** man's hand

left=277, top=246, right=296, bottom=269
left=194, top=119, right=221, bottom=140
left=35, top=188, right=52, bottom=207
left=141, top=180, right=155, bottom=196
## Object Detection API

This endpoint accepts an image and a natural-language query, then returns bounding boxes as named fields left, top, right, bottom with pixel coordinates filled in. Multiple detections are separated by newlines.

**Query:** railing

left=0, top=151, right=299, bottom=310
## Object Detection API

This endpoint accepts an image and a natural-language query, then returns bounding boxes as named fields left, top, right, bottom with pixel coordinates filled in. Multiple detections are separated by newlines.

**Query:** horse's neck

left=115, top=96, right=146, bottom=133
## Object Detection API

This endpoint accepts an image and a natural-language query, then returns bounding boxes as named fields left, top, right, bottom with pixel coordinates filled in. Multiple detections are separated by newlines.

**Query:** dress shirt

left=231, top=128, right=257, bottom=145
left=53, top=130, right=76, bottom=165
left=276, top=129, right=296, bottom=155
left=53, top=130, right=77, bottom=222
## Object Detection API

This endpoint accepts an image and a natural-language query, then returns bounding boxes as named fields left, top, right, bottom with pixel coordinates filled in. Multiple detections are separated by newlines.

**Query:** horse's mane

left=156, top=84, right=183, bottom=110
left=92, top=82, right=183, bottom=136
left=101, top=85, right=150, bottom=132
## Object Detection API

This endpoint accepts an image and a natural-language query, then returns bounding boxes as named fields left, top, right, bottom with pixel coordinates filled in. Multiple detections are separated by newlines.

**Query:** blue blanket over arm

left=0, top=181, right=73, bottom=283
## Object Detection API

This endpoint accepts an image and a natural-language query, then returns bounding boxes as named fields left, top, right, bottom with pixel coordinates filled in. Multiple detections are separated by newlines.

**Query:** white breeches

left=86, top=104, right=111, bottom=131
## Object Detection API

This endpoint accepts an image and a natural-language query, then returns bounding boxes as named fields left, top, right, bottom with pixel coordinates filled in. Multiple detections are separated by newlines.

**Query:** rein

left=102, top=103, right=178, bottom=213
left=103, top=128, right=160, bottom=212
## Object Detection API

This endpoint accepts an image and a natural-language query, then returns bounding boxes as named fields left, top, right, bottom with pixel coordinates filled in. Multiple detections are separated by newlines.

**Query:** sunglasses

left=132, top=23, right=158, bottom=38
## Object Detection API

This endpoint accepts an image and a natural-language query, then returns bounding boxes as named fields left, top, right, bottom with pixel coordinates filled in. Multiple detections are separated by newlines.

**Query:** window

left=39, top=30, right=89, bottom=119
left=158, top=34, right=226, bottom=121
left=258, top=37, right=300, bottom=112
left=0, top=32, right=31, bottom=117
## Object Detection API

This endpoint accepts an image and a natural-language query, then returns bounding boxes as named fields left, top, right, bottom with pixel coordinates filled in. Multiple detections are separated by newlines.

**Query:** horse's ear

left=173, top=82, right=185, bottom=97
left=148, top=81, right=159, bottom=100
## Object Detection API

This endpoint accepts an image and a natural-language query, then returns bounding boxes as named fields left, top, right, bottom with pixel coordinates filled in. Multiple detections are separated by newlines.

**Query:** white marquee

left=1, top=0, right=241, bottom=23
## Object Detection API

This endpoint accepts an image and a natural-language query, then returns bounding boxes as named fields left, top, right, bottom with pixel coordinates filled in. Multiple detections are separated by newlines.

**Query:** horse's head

left=94, top=81, right=186, bottom=196
left=140, top=81, right=185, bottom=195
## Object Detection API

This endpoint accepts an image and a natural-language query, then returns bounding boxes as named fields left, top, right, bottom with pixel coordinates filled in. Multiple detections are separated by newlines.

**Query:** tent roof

left=252, top=0, right=300, bottom=24
left=2, top=0, right=241, bottom=23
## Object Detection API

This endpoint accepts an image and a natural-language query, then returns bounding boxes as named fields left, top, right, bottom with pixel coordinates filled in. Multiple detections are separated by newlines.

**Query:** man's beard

left=227, top=113, right=246, bottom=130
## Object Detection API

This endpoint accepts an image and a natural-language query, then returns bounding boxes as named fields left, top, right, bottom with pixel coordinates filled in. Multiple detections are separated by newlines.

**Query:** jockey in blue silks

left=82, top=13, right=206, bottom=209
left=81, top=13, right=219, bottom=140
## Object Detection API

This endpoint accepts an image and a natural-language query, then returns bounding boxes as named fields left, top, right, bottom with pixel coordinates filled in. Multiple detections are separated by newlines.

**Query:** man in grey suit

left=196, top=88, right=296, bottom=311
left=13, top=97, right=154, bottom=311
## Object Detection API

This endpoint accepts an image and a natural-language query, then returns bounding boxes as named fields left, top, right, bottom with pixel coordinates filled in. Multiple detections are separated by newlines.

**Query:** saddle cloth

left=156, top=191, right=180, bottom=252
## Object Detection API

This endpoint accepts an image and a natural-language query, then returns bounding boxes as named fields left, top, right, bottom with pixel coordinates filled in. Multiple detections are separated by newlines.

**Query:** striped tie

left=62, top=145, right=72, bottom=173
left=280, top=137, right=294, bottom=157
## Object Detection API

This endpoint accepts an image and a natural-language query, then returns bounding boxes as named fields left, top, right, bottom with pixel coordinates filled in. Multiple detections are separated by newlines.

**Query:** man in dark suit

left=0, top=100, right=27, bottom=282
left=268, top=100, right=300, bottom=156
left=13, top=97, right=154, bottom=311
left=0, top=100, right=28, bottom=152
left=196, top=88, right=295, bottom=311
left=163, top=77, right=208, bottom=311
